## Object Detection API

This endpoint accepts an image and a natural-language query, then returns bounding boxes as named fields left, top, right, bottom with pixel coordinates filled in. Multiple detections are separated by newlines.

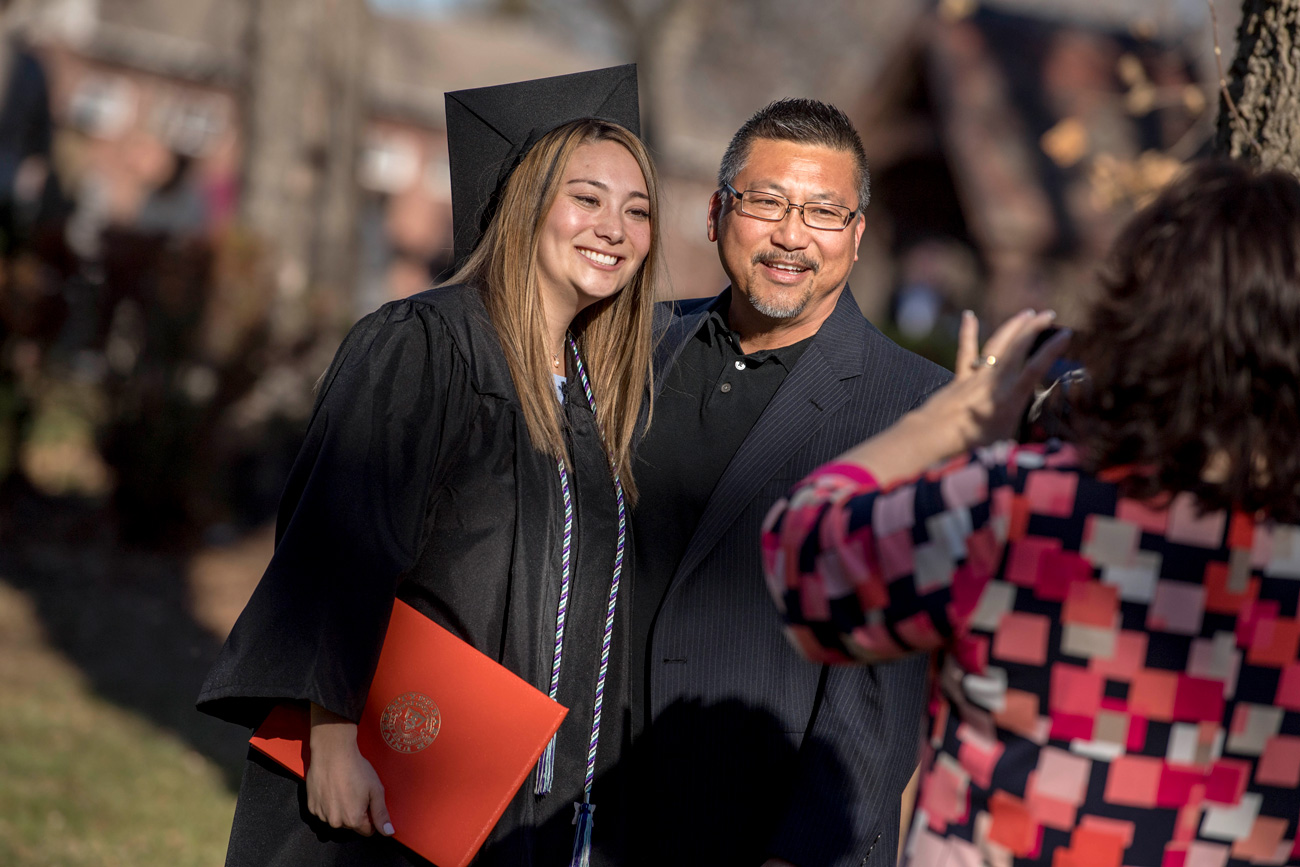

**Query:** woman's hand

left=305, top=703, right=394, bottom=838
left=834, top=309, right=1069, bottom=485
left=918, top=308, right=1070, bottom=453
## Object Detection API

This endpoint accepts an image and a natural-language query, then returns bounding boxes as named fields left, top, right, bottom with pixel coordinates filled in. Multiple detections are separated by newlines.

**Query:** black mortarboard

left=445, top=64, right=640, bottom=267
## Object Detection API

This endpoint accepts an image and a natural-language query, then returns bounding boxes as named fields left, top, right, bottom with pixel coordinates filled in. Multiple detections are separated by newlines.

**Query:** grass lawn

left=0, top=580, right=237, bottom=867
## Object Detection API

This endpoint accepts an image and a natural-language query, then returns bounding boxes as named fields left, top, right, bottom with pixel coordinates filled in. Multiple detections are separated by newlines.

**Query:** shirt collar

left=693, top=289, right=814, bottom=370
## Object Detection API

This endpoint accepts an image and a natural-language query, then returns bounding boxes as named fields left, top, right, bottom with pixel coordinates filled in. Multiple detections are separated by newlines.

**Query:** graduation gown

left=198, top=284, right=631, bottom=867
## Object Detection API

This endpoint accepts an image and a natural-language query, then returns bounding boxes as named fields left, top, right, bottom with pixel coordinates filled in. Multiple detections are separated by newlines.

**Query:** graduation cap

left=445, top=64, right=640, bottom=267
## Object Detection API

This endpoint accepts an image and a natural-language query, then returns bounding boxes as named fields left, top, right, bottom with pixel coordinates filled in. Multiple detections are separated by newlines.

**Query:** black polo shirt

left=630, top=296, right=812, bottom=736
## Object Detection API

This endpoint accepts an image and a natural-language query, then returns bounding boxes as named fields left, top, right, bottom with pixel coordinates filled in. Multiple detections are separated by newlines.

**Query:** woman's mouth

left=578, top=248, right=622, bottom=267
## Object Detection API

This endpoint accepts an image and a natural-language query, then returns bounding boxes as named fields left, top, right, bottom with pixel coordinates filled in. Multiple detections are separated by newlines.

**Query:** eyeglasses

left=723, top=184, right=858, bottom=231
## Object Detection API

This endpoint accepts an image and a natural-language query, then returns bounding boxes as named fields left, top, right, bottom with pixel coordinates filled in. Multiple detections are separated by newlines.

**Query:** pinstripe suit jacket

left=634, top=286, right=950, bottom=867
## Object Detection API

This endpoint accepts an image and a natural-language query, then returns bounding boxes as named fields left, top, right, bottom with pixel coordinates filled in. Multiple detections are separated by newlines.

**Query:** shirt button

left=720, top=382, right=732, bottom=393
left=734, top=360, right=746, bottom=370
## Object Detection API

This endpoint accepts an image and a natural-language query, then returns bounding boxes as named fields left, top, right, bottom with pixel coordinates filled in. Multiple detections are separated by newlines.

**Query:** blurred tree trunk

left=0, top=0, right=41, bottom=89
left=239, top=0, right=367, bottom=340
left=1215, top=0, right=1300, bottom=173
left=314, top=0, right=368, bottom=307
left=592, top=0, right=703, bottom=153
left=240, top=0, right=315, bottom=339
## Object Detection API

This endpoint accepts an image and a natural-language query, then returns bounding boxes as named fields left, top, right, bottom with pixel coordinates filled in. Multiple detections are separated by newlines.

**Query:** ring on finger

left=970, top=354, right=997, bottom=370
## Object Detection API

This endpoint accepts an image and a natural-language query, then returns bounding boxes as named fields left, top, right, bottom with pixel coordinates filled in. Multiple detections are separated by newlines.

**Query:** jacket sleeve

left=197, top=300, right=471, bottom=727
left=766, top=654, right=930, bottom=866
left=764, top=445, right=1021, bottom=668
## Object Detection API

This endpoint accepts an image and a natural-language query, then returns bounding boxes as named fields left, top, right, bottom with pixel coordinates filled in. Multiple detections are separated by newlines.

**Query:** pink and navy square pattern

left=762, top=441, right=1300, bottom=866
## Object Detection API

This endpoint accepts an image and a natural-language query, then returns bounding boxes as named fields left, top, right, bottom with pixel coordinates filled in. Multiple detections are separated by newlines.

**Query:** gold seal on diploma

left=380, top=692, right=441, bottom=753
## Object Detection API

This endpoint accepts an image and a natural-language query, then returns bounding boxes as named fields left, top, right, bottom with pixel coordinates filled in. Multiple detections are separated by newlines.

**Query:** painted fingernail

left=1044, top=309, right=1057, bottom=319
left=383, top=822, right=395, bottom=835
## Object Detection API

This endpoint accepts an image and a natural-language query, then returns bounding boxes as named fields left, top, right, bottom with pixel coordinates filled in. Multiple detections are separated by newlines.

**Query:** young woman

left=198, top=113, right=661, bottom=867
left=765, top=160, right=1300, bottom=865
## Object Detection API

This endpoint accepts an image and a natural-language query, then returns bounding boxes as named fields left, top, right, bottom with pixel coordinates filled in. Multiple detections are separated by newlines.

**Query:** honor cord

left=532, top=336, right=627, bottom=867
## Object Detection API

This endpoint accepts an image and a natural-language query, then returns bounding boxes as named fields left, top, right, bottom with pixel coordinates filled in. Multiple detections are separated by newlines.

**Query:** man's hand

left=306, top=703, right=395, bottom=837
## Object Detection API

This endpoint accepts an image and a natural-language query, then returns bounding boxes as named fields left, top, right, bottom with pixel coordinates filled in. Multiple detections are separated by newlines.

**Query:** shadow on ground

left=0, top=478, right=260, bottom=791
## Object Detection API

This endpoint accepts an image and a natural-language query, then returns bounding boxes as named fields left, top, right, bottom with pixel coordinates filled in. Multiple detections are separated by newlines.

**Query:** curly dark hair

left=1071, top=159, right=1300, bottom=521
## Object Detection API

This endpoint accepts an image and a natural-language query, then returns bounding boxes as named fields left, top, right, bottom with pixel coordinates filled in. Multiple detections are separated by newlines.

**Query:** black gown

left=197, top=284, right=631, bottom=867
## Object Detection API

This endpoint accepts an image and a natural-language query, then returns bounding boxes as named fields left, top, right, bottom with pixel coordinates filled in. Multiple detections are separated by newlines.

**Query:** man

left=629, top=99, right=950, bottom=866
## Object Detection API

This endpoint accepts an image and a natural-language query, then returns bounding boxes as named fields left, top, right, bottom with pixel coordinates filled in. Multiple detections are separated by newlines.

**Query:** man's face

left=708, top=138, right=865, bottom=331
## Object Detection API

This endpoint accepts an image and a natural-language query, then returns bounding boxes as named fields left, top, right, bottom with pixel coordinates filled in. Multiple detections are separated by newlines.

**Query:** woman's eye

left=575, top=195, right=599, bottom=206
left=628, top=207, right=651, bottom=220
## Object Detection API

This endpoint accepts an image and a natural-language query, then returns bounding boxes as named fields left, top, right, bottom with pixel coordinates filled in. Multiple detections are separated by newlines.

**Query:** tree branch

left=1207, top=0, right=1261, bottom=158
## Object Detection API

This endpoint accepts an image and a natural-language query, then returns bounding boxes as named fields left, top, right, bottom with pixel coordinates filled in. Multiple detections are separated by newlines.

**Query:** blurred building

left=847, top=0, right=1217, bottom=351
left=21, top=0, right=731, bottom=311
left=0, top=0, right=1230, bottom=526
left=505, top=0, right=1219, bottom=339
left=19, top=0, right=1222, bottom=326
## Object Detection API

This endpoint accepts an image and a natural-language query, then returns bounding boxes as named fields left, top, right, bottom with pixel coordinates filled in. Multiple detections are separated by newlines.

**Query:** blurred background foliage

left=0, top=0, right=1281, bottom=863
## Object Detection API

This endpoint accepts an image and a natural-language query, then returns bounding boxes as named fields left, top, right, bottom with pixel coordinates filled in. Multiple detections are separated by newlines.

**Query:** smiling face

left=709, top=138, right=866, bottom=343
left=535, top=139, right=652, bottom=319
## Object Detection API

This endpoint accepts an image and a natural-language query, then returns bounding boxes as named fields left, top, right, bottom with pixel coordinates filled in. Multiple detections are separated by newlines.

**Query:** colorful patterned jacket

left=763, top=441, right=1300, bottom=866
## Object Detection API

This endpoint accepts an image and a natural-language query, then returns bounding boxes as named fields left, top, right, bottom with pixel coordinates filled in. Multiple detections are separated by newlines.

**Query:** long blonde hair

left=444, top=118, right=661, bottom=503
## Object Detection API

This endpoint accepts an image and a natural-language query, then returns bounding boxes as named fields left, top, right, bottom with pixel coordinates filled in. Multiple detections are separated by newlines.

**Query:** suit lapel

left=669, top=288, right=868, bottom=586
left=653, top=297, right=716, bottom=397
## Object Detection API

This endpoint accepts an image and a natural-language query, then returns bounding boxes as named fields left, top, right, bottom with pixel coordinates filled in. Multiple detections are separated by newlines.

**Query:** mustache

left=752, top=252, right=819, bottom=273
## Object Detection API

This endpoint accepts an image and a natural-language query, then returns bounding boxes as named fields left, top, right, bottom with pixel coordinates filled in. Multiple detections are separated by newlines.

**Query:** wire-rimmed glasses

left=723, top=184, right=858, bottom=230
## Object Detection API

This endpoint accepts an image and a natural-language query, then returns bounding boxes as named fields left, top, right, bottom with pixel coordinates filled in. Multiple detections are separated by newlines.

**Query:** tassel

left=569, top=800, right=595, bottom=867
left=534, top=734, right=556, bottom=795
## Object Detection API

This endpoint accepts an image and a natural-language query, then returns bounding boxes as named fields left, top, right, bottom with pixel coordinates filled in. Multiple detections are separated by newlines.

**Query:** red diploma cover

left=250, top=599, right=568, bottom=867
